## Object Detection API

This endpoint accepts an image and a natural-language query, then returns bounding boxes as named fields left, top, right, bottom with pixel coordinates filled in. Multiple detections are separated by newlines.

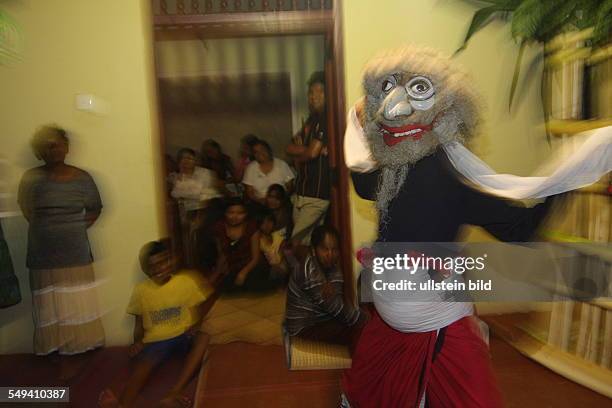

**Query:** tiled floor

left=202, top=288, right=286, bottom=345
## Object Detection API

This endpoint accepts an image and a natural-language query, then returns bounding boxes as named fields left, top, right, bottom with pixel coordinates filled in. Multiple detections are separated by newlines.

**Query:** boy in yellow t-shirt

left=99, top=239, right=215, bottom=408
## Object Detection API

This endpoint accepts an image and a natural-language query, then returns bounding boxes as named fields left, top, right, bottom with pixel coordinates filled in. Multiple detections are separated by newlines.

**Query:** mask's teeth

left=392, top=128, right=424, bottom=137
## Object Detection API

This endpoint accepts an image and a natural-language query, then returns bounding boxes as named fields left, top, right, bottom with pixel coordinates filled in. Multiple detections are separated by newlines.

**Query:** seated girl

left=213, top=199, right=273, bottom=292
left=264, top=184, right=293, bottom=240
left=258, top=212, right=288, bottom=280
left=285, top=225, right=368, bottom=351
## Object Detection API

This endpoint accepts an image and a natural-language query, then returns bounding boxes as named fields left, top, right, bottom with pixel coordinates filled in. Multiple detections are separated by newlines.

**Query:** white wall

left=342, top=0, right=554, bottom=314
left=0, top=0, right=572, bottom=354
left=0, top=0, right=163, bottom=353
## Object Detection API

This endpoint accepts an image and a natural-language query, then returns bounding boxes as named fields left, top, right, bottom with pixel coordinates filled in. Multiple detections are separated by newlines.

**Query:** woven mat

left=286, top=336, right=352, bottom=370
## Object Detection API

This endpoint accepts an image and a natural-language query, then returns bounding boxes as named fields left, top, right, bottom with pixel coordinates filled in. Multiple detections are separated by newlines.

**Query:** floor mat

left=286, top=336, right=351, bottom=370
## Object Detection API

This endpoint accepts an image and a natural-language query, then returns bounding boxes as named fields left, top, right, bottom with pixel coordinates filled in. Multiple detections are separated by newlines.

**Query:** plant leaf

left=574, top=0, right=601, bottom=30
left=511, top=0, right=558, bottom=41
left=592, top=0, right=612, bottom=45
left=455, top=5, right=505, bottom=54
left=455, top=0, right=523, bottom=53
left=535, top=1, right=579, bottom=42
left=509, top=39, right=527, bottom=111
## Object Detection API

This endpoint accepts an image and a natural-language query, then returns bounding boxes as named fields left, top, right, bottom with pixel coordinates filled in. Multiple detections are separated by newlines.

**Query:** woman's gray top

left=18, top=168, right=102, bottom=269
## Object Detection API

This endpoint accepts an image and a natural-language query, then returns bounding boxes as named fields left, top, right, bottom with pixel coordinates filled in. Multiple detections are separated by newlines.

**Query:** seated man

left=285, top=225, right=368, bottom=352
left=99, top=239, right=215, bottom=408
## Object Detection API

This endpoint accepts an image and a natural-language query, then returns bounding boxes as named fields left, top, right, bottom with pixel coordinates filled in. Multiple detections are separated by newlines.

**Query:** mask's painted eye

left=412, top=82, right=428, bottom=93
left=406, top=76, right=434, bottom=100
left=381, top=76, right=396, bottom=93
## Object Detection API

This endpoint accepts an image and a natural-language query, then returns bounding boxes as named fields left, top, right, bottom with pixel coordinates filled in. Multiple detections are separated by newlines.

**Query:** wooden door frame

left=150, top=0, right=354, bottom=296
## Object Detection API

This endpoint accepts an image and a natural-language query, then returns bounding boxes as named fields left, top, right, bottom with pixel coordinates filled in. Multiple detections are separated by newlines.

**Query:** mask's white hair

left=362, top=44, right=482, bottom=144
left=360, top=45, right=483, bottom=221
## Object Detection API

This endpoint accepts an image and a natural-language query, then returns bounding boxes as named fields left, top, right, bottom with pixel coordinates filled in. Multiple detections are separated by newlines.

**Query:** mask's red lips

left=380, top=123, right=433, bottom=147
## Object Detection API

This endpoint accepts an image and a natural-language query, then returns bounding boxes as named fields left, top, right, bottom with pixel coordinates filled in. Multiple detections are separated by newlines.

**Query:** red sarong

left=342, top=311, right=503, bottom=407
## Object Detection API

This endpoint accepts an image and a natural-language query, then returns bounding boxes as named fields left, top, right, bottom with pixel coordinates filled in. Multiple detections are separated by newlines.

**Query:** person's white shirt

left=169, top=166, right=220, bottom=210
left=242, top=157, right=294, bottom=199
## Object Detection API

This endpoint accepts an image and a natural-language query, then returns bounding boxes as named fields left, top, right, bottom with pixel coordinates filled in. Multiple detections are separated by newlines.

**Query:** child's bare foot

left=158, top=393, right=192, bottom=408
left=98, top=389, right=122, bottom=408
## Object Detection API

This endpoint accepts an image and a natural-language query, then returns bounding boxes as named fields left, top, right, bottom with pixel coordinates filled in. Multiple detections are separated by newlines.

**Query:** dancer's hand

left=355, top=98, right=366, bottom=127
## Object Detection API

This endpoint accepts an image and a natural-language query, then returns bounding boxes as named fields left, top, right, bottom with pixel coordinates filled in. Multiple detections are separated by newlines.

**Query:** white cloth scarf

left=344, top=106, right=611, bottom=332
left=345, top=107, right=612, bottom=199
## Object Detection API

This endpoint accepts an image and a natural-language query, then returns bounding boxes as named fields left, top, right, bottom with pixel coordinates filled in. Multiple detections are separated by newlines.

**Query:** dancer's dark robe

left=343, top=148, right=556, bottom=408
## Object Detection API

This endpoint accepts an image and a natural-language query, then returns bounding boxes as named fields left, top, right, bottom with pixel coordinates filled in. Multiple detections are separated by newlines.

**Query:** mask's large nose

left=382, top=87, right=413, bottom=120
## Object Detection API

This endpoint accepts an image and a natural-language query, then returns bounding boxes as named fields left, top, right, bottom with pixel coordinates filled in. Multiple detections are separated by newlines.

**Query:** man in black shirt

left=286, top=71, right=331, bottom=245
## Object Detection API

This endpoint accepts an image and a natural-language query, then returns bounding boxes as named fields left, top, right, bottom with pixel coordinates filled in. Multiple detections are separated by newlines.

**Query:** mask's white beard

left=432, top=111, right=460, bottom=144
left=376, top=164, right=410, bottom=228
left=370, top=112, right=463, bottom=226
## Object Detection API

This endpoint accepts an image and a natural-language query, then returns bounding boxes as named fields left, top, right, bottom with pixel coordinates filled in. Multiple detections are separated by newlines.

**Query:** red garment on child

left=341, top=310, right=502, bottom=408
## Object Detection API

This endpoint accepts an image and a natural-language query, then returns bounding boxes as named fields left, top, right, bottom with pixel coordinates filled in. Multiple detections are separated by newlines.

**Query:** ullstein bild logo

left=371, top=278, right=492, bottom=292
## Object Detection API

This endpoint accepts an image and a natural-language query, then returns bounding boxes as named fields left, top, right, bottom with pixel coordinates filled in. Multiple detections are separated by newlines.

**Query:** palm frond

left=455, top=0, right=522, bottom=53
left=455, top=6, right=505, bottom=53
left=511, top=0, right=558, bottom=41
left=535, top=1, right=580, bottom=42
left=457, top=0, right=610, bottom=119
left=592, top=0, right=612, bottom=44
left=509, top=40, right=527, bottom=111
left=573, top=0, right=601, bottom=30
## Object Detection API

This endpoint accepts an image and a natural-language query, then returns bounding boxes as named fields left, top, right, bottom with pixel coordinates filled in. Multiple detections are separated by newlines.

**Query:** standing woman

left=18, top=126, right=105, bottom=364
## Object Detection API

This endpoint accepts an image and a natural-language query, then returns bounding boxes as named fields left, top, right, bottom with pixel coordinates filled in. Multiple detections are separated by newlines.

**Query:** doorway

left=151, top=0, right=352, bottom=287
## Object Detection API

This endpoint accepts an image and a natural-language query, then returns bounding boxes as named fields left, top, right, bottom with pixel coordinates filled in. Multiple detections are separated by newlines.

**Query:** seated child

left=258, top=212, right=288, bottom=279
left=214, top=198, right=277, bottom=292
left=264, top=184, right=293, bottom=239
left=99, top=239, right=214, bottom=408
left=285, top=225, right=368, bottom=352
